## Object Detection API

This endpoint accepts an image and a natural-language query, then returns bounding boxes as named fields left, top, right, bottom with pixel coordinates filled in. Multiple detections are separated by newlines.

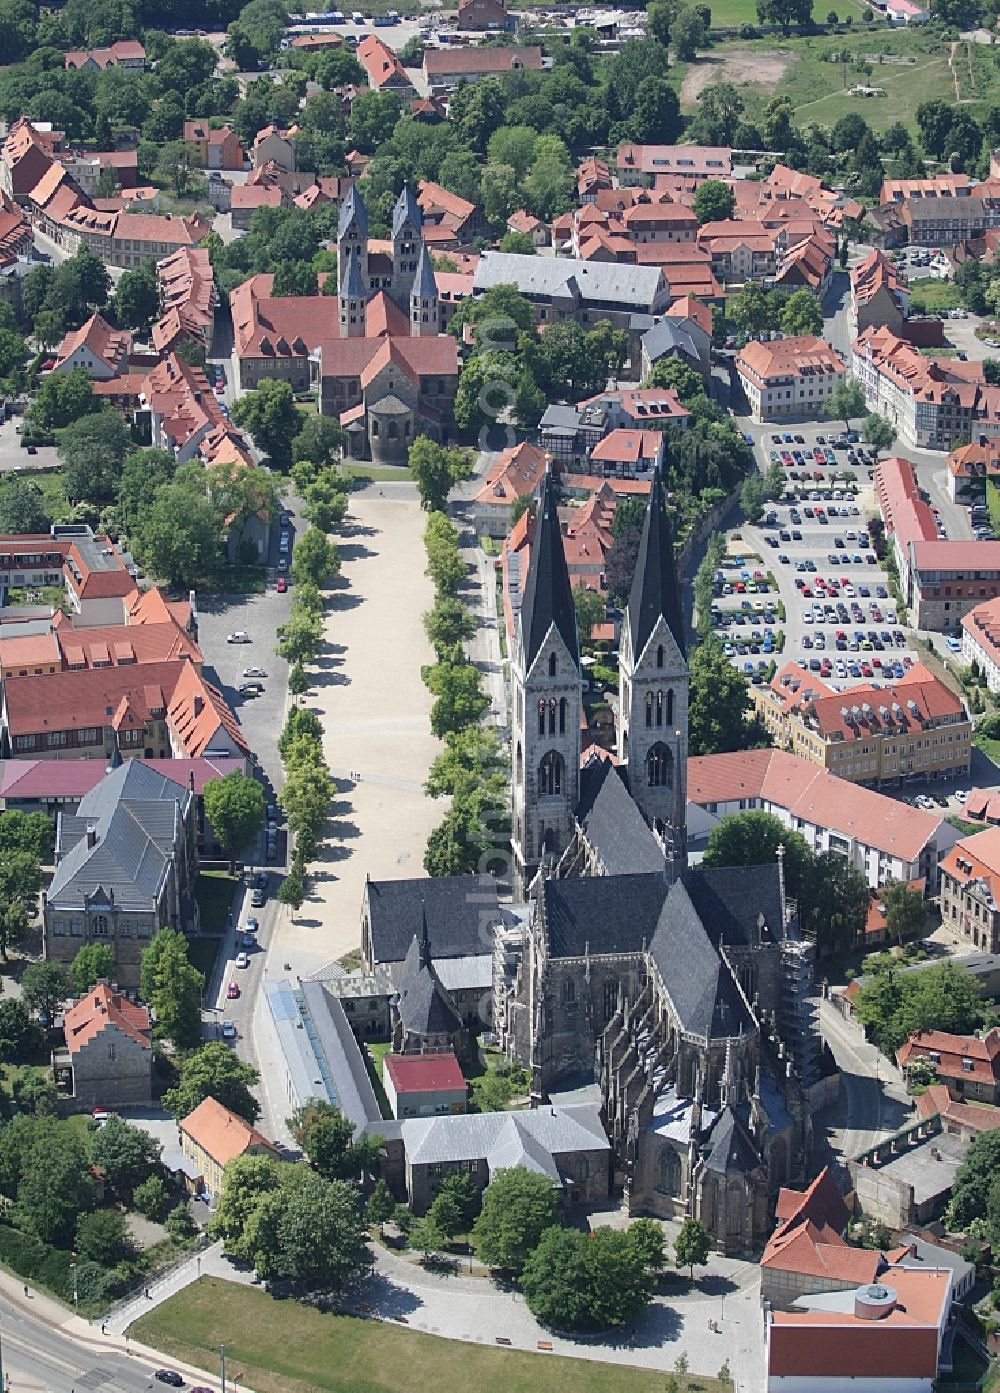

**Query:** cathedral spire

left=338, top=183, right=368, bottom=241
left=627, top=466, right=685, bottom=660
left=392, top=182, right=422, bottom=237
left=519, top=468, right=578, bottom=670
left=419, top=905, right=432, bottom=967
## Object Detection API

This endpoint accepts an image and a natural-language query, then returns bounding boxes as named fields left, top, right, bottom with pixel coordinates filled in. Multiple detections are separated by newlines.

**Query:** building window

left=538, top=750, right=564, bottom=797
left=658, top=1147, right=681, bottom=1196
left=645, top=691, right=653, bottom=728
left=656, top=644, right=664, bottom=669
left=537, top=699, right=545, bottom=736
left=562, top=976, right=576, bottom=1004
left=548, top=653, right=557, bottom=677
left=71, top=918, right=83, bottom=936
left=93, top=914, right=110, bottom=937
left=646, top=742, right=673, bottom=788
left=559, top=697, right=566, bottom=735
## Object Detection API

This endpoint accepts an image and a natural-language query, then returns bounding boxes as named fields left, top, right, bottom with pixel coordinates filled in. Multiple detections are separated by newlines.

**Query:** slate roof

left=541, top=873, right=667, bottom=959
left=411, top=241, right=438, bottom=298
left=703, top=1105, right=763, bottom=1175
left=627, top=468, right=686, bottom=660
left=396, top=928, right=464, bottom=1038
left=519, top=468, right=578, bottom=670
left=340, top=244, right=365, bottom=298
left=473, top=251, right=665, bottom=313
left=392, top=182, right=422, bottom=237
left=48, top=762, right=191, bottom=913
left=687, top=862, right=789, bottom=948
left=576, top=757, right=665, bottom=875
left=641, top=316, right=702, bottom=366
left=365, top=874, right=502, bottom=965
left=401, top=1102, right=610, bottom=1174
left=648, top=875, right=756, bottom=1040
left=338, top=183, right=367, bottom=240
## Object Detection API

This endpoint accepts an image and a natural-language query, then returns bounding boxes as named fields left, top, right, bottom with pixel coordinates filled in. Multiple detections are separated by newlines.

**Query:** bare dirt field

left=680, top=48, right=796, bottom=106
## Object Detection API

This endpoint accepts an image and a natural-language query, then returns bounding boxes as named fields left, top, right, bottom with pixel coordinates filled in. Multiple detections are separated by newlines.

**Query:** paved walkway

left=271, top=494, right=443, bottom=975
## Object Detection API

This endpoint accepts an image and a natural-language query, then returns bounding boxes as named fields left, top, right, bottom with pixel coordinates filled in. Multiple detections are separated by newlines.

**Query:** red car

left=227, top=980, right=240, bottom=999
left=275, top=577, right=287, bottom=593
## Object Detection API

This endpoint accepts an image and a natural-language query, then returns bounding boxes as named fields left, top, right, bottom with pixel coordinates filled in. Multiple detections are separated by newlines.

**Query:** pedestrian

left=145, top=1287, right=151, bottom=1300
left=23, top=1284, right=27, bottom=1297
left=101, top=1322, right=107, bottom=1335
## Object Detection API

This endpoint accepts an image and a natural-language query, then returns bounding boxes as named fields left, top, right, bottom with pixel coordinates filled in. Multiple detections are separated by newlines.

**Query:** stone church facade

left=496, top=470, right=817, bottom=1253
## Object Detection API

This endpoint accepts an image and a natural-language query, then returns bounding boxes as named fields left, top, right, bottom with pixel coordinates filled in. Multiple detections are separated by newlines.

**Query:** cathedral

left=495, top=470, right=818, bottom=1253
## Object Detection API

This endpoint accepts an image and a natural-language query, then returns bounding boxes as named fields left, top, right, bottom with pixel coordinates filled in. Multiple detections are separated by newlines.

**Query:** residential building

left=376, top=1102, right=611, bottom=1213
left=153, top=246, right=217, bottom=358
left=416, top=179, right=482, bottom=243
left=139, top=354, right=228, bottom=462
left=423, top=45, right=542, bottom=92
left=765, top=1266, right=954, bottom=1392
left=961, top=595, right=1000, bottom=690
left=639, top=295, right=712, bottom=378
left=750, top=660, right=971, bottom=789
left=761, top=1167, right=876, bottom=1309
left=471, top=440, right=549, bottom=537
left=736, top=335, right=846, bottom=422
left=589, top=428, right=665, bottom=479
left=897, top=1026, right=1000, bottom=1104
left=179, top=1097, right=277, bottom=1201
left=250, top=124, right=297, bottom=172
left=52, top=313, right=131, bottom=379
left=1, top=119, right=60, bottom=201
left=851, top=247, right=910, bottom=337
left=43, top=760, right=200, bottom=988
left=507, top=208, right=547, bottom=246
left=58, top=149, right=139, bottom=196
left=538, top=387, right=688, bottom=464
left=457, top=0, right=508, bottom=28
left=615, top=143, right=732, bottom=187
left=698, top=218, right=784, bottom=284
left=64, top=40, right=145, bottom=70
left=686, top=747, right=956, bottom=889
left=183, top=121, right=243, bottom=172
left=357, top=34, right=415, bottom=94
left=0, top=608, right=200, bottom=680
left=54, top=982, right=152, bottom=1109
left=881, top=173, right=973, bottom=205
left=939, top=826, right=1000, bottom=952
left=947, top=439, right=1000, bottom=503
left=852, top=325, right=1000, bottom=451
left=231, top=272, right=328, bottom=391
left=2, top=656, right=248, bottom=764
left=911, top=539, right=1000, bottom=631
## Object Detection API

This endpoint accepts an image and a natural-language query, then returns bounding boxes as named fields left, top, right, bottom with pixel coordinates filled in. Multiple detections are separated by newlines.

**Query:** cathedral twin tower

left=511, top=469, right=689, bottom=894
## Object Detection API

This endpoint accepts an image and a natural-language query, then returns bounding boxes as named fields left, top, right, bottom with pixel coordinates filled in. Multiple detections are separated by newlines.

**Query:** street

left=817, top=998, right=913, bottom=1162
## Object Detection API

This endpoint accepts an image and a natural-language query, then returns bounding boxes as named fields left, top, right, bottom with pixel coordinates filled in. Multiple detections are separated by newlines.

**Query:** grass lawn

left=18, top=467, right=70, bottom=521
left=341, top=463, right=413, bottom=485
left=689, top=28, right=962, bottom=133
left=907, top=278, right=964, bottom=313
left=974, top=734, right=1000, bottom=769
left=130, top=1279, right=731, bottom=1393
left=196, top=870, right=238, bottom=934
left=364, top=1039, right=393, bottom=1117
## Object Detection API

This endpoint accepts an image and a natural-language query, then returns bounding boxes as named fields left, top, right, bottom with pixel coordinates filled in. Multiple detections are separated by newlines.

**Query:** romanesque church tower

left=511, top=471, right=582, bottom=897
left=337, top=184, right=368, bottom=293
left=618, top=469, right=688, bottom=873
left=390, top=183, right=422, bottom=311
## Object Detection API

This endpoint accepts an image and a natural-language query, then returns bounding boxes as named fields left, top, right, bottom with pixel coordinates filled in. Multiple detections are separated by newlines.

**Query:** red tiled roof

left=424, top=44, right=542, bottom=75
left=897, top=1027, right=1000, bottom=1085
left=384, top=1051, right=466, bottom=1093
left=63, top=982, right=151, bottom=1054
left=180, top=1096, right=274, bottom=1167
left=916, top=1082, right=1000, bottom=1132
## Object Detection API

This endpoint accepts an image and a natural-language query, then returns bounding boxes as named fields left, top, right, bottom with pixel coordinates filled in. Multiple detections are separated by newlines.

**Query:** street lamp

left=70, top=1260, right=78, bottom=1313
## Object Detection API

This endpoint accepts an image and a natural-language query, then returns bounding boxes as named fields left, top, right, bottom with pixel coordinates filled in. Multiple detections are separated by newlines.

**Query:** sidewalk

left=105, top=1241, right=248, bottom=1337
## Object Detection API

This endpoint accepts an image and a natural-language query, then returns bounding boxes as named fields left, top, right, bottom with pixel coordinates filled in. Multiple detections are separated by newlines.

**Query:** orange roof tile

left=179, top=1095, right=275, bottom=1167
left=63, top=982, right=151, bottom=1053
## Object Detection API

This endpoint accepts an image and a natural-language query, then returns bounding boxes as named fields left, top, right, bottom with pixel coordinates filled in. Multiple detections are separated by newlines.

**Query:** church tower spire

left=410, top=243, right=438, bottom=337
left=391, top=183, right=422, bottom=311
left=618, top=468, right=688, bottom=873
left=337, top=184, right=368, bottom=296
left=510, top=469, right=582, bottom=897
left=338, top=245, right=366, bottom=339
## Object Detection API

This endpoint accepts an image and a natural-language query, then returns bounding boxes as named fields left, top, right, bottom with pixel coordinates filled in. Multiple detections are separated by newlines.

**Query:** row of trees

left=276, top=704, right=334, bottom=910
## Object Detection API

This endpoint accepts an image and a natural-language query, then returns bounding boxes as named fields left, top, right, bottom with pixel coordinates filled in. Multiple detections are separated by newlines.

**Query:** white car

left=242, top=666, right=267, bottom=679
left=227, top=631, right=251, bottom=644
left=956, top=789, right=969, bottom=804
left=236, top=952, right=250, bottom=968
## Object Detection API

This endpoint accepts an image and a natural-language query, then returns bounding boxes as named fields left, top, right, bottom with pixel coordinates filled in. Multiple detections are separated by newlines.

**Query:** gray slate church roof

left=519, top=469, right=578, bottom=669
left=365, top=874, right=502, bottom=965
left=576, top=758, right=665, bottom=876
left=396, top=924, right=464, bottom=1038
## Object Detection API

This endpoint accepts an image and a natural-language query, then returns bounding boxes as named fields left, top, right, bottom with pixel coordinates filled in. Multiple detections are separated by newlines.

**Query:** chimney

left=86, top=825, right=97, bottom=849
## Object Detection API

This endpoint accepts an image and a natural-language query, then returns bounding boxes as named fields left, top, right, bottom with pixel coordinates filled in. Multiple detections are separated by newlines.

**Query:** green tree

left=203, top=772, right=266, bottom=872
left=693, top=179, right=735, bottom=225
left=573, top=582, right=604, bottom=640
left=521, top=1225, right=652, bottom=1331
left=70, top=942, right=116, bottom=995
left=670, top=5, right=706, bottom=58
left=628, top=1217, right=667, bottom=1273
left=273, top=1171, right=373, bottom=1290
left=276, top=608, right=324, bottom=666
left=58, top=410, right=130, bottom=505
left=76, top=1207, right=130, bottom=1265
left=114, top=260, right=160, bottom=332
left=855, top=960, right=991, bottom=1056
left=862, top=413, right=896, bottom=456
left=825, top=379, right=866, bottom=432
left=409, top=437, right=471, bottom=512
left=687, top=637, right=756, bottom=756
left=424, top=596, right=476, bottom=654
left=755, top=0, right=812, bottom=34
left=674, top=1216, right=712, bottom=1278
left=421, top=651, right=490, bottom=738
left=881, top=879, right=927, bottom=944
left=728, top=282, right=778, bottom=337
left=231, top=380, right=301, bottom=469
left=164, top=1042, right=261, bottom=1123
left=435, top=1170, right=482, bottom=1230
left=291, top=527, right=339, bottom=588
left=367, top=1178, right=396, bottom=1235
left=643, top=356, right=705, bottom=405
left=210, top=1152, right=289, bottom=1258
left=15, top=1129, right=97, bottom=1245
left=741, top=473, right=767, bottom=523
left=140, top=929, right=204, bottom=1048
left=134, top=481, right=223, bottom=586
left=20, top=960, right=68, bottom=1025
left=780, top=288, right=823, bottom=337
left=702, top=810, right=813, bottom=895
left=91, top=1115, right=162, bottom=1194
left=288, top=1099, right=381, bottom=1181
left=0, top=477, right=52, bottom=535
left=472, top=1167, right=560, bottom=1274
left=0, top=847, right=42, bottom=959
left=0, top=998, right=43, bottom=1063
left=292, top=414, right=345, bottom=468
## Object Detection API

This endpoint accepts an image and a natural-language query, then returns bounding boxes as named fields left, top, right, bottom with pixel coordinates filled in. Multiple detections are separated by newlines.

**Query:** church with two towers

left=495, top=470, right=819, bottom=1253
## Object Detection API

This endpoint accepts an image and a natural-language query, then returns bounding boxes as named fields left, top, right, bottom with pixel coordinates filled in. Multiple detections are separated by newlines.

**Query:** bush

left=164, top=1204, right=197, bottom=1242
left=133, top=1175, right=172, bottom=1222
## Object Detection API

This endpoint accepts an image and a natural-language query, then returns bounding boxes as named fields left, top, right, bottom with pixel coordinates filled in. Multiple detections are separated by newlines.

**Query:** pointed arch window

left=548, top=698, right=557, bottom=735
left=559, top=697, right=566, bottom=735
left=645, top=691, right=653, bottom=728
left=548, top=653, right=557, bottom=677
left=537, top=699, right=546, bottom=736
left=667, top=689, right=674, bottom=726
left=656, top=644, right=665, bottom=669
left=655, top=690, right=664, bottom=728
left=538, top=750, right=564, bottom=797
left=646, top=742, right=673, bottom=788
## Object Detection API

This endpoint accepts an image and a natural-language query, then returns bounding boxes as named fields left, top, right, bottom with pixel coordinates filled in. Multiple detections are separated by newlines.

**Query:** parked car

left=275, top=577, right=287, bottom=593
left=227, top=980, right=240, bottom=999
left=250, top=887, right=266, bottom=908
left=154, top=1374, right=185, bottom=1388
left=242, top=666, right=267, bottom=679
left=221, top=1020, right=237, bottom=1040
left=236, top=952, right=250, bottom=968
left=239, top=681, right=264, bottom=696
left=227, top=631, right=251, bottom=644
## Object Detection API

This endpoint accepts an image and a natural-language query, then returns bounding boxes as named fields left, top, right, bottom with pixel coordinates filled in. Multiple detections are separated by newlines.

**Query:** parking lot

left=716, top=424, right=925, bottom=693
